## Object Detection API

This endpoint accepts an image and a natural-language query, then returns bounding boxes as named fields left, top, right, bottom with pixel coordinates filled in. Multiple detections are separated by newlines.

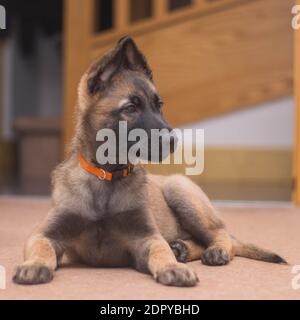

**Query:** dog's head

left=77, top=36, right=176, bottom=164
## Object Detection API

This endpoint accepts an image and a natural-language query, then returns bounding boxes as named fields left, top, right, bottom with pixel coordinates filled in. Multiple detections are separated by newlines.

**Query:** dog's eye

left=131, top=96, right=141, bottom=106
left=124, top=104, right=137, bottom=114
left=157, top=100, right=164, bottom=111
left=154, top=95, right=163, bottom=111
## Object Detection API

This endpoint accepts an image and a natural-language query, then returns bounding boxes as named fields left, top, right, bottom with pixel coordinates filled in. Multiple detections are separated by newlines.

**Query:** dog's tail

left=232, top=236, right=287, bottom=264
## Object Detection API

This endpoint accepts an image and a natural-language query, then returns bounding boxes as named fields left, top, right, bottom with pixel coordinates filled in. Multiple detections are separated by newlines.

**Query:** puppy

left=13, top=36, right=286, bottom=287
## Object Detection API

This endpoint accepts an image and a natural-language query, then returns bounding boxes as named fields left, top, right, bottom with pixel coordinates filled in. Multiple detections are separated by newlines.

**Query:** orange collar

left=78, top=154, right=134, bottom=182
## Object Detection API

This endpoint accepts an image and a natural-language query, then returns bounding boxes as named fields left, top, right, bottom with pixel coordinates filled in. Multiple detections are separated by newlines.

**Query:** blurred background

left=0, top=0, right=296, bottom=202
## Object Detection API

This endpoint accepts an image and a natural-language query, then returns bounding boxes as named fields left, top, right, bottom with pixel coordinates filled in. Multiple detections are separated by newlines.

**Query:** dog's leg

left=12, top=208, right=72, bottom=285
left=112, top=208, right=199, bottom=287
left=170, top=239, right=205, bottom=263
left=133, top=234, right=199, bottom=287
left=163, top=175, right=233, bottom=266
left=13, top=233, right=59, bottom=285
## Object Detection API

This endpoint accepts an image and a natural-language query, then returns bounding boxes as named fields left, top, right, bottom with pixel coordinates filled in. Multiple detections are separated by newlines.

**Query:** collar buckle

left=98, top=169, right=107, bottom=181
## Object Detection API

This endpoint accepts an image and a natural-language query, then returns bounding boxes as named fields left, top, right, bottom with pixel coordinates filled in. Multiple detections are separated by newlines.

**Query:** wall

left=183, top=97, right=294, bottom=149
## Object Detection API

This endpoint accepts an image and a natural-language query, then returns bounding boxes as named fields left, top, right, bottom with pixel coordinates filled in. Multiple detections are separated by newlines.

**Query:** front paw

left=13, top=263, right=53, bottom=285
left=155, top=263, right=199, bottom=287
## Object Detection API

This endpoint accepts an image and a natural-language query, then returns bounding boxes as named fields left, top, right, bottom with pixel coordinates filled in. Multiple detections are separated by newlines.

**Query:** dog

left=13, top=36, right=286, bottom=287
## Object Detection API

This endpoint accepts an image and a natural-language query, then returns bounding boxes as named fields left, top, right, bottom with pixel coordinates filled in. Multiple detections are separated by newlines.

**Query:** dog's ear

left=87, top=36, right=152, bottom=95
left=119, top=36, right=153, bottom=79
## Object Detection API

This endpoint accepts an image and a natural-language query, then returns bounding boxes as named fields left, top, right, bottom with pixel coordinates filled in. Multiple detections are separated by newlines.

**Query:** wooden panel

left=91, top=0, right=242, bottom=46
left=90, top=0, right=293, bottom=127
left=130, top=0, right=153, bottom=23
left=63, top=0, right=94, bottom=150
left=294, top=0, right=300, bottom=205
left=115, top=0, right=129, bottom=29
left=146, top=147, right=293, bottom=201
left=154, top=0, right=167, bottom=21
left=145, top=148, right=293, bottom=185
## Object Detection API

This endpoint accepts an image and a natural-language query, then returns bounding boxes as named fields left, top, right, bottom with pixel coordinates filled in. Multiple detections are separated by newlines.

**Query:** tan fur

left=24, top=235, right=57, bottom=269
